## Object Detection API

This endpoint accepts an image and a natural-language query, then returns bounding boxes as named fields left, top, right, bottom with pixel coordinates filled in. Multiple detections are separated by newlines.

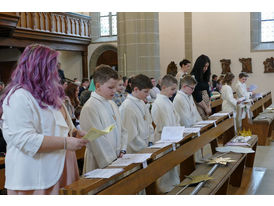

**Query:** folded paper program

left=216, top=146, right=254, bottom=153
left=83, top=124, right=115, bottom=142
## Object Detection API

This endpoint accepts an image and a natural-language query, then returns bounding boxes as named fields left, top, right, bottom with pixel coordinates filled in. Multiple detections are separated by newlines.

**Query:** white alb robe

left=173, top=90, right=211, bottom=162
left=80, top=92, right=127, bottom=174
left=173, top=90, right=202, bottom=127
left=151, top=94, right=180, bottom=193
left=235, top=80, right=252, bottom=100
left=221, top=84, right=237, bottom=113
left=119, top=94, right=154, bottom=153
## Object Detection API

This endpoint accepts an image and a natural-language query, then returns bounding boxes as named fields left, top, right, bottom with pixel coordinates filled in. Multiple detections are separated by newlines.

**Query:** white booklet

left=184, top=127, right=201, bottom=134
left=109, top=153, right=152, bottom=167
left=84, top=168, right=124, bottom=179
left=211, top=112, right=230, bottom=117
left=160, top=126, right=185, bottom=142
left=149, top=141, right=171, bottom=149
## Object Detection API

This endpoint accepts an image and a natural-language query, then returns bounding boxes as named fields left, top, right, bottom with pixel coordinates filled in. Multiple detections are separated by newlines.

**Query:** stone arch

left=89, top=44, right=118, bottom=75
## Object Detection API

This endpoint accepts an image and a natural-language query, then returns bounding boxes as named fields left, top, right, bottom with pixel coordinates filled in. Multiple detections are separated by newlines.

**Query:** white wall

left=58, top=51, right=82, bottom=80
left=192, top=12, right=274, bottom=93
left=159, top=12, right=185, bottom=77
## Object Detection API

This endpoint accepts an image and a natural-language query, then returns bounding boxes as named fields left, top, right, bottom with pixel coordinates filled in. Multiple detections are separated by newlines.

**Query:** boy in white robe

left=119, top=74, right=154, bottom=154
left=174, top=75, right=211, bottom=162
left=80, top=64, right=127, bottom=174
left=151, top=74, right=180, bottom=194
left=235, top=72, right=252, bottom=100
left=173, top=75, right=202, bottom=127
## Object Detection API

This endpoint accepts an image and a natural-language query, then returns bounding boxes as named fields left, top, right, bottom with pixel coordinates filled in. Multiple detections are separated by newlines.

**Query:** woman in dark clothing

left=190, top=54, right=212, bottom=120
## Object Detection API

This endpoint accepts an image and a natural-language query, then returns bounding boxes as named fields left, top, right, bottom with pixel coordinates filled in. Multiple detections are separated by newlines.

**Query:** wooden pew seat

left=168, top=135, right=258, bottom=195
left=0, top=157, right=5, bottom=191
left=252, top=105, right=274, bottom=146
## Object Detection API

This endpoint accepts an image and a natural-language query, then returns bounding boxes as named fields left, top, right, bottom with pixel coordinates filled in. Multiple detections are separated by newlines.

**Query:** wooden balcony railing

left=15, top=12, right=91, bottom=38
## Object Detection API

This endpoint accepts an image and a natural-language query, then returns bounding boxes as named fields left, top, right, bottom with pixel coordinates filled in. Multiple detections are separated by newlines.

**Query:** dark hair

left=74, top=106, right=82, bottom=119
left=122, top=76, right=128, bottom=83
left=190, top=54, right=211, bottom=82
left=239, top=72, right=249, bottom=79
left=212, top=74, right=217, bottom=80
left=161, top=74, right=178, bottom=87
left=131, top=74, right=153, bottom=90
left=179, top=59, right=191, bottom=68
left=81, top=78, right=89, bottom=84
left=222, top=72, right=235, bottom=85
left=65, top=83, right=80, bottom=107
left=93, top=64, right=118, bottom=85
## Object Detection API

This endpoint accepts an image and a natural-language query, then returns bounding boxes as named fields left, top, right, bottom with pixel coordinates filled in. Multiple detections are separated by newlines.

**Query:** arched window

left=100, top=12, right=117, bottom=37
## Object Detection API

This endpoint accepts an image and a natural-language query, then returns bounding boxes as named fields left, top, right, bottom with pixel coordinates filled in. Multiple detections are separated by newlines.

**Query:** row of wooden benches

left=1, top=91, right=271, bottom=194
left=60, top=110, right=259, bottom=195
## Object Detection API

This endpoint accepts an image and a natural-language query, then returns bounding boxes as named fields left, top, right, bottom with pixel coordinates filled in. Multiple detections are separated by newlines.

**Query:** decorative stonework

left=220, top=59, right=231, bottom=74
left=239, top=58, right=252, bottom=73
left=264, top=57, right=274, bottom=73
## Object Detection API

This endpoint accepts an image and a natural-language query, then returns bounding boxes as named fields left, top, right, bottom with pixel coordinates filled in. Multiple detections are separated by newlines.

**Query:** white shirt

left=80, top=92, right=127, bottom=173
left=173, top=90, right=202, bottom=127
left=2, top=88, right=70, bottom=190
left=151, top=94, right=180, bottom=142
left=149, top=86, right=161, bottom=101
left=235, top=80, right=252, bottom=100
left=221, top=84, right=237, bottom=113
left=119, top=95, right=154, bottom=153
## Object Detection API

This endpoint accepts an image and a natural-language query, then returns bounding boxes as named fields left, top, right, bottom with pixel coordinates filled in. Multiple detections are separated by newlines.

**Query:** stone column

left=117, top=12, right=160, bottom=79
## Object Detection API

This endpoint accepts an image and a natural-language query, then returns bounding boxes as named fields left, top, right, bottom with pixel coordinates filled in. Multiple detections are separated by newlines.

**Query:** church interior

left=1, top=7, right=274, bottom=200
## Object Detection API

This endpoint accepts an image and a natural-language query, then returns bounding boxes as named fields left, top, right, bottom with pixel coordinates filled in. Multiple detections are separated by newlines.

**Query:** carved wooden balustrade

left=16, top=12, right=91, bottom=38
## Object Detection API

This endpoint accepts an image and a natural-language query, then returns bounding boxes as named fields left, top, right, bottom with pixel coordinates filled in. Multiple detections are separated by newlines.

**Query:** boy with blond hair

left=151, top=74, right=180, bottom=194
left=80, top=64, right=127, bottom=173
left=174, top=75, right=202, bottom=127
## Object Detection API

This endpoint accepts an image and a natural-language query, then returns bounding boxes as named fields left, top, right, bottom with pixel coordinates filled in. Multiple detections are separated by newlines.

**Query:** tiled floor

left=253, top=142, right=274, bottom=195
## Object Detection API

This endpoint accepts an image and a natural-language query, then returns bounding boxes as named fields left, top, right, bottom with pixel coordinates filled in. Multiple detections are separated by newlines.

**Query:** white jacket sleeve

left=2, top=92, right=44, bottom=157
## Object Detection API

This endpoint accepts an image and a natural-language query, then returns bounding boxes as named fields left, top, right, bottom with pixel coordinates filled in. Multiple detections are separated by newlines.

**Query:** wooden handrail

left=16, top=12, right=91, bottom=38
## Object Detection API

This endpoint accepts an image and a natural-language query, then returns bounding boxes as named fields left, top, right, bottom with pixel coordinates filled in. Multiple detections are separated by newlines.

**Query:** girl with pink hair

left=0, top=44, right=88, bottom=195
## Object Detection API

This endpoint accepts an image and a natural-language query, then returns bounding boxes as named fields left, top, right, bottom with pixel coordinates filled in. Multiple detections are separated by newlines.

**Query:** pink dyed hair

left=0, top=44, right=65, bottom=116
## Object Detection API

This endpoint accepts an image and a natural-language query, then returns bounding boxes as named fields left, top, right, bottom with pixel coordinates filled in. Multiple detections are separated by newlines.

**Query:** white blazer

left=2, top=88, right=71, bottom=190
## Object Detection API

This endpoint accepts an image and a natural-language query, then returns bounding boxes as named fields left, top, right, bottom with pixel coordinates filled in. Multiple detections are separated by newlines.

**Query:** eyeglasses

left=186, top=85, right=195, bottom=91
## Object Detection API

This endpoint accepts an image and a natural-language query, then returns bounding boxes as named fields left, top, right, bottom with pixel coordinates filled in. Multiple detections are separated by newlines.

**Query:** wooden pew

left=60, top=113, right=234, bottom=195
left=167, top=135, right=258, bottom=195
left=242, top=91, right=272, bottom=129
left=241, top=92, right=273, bottom=146
left=0, top=157, right=5, bottom=191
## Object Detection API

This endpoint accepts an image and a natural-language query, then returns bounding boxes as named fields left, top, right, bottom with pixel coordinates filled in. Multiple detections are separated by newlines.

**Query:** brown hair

left=93, top=64, right=118, bottom=85
left=161, top=74, right=178, bottom=87
left=166, top=61, right=178, bottom=77
left=180, top=75, right=197, bottom=88
left=222, top=72, right=235, bottom=85
left=131, top=74, right=153, bottom=90
left=65, top=83, right=80, bottom=107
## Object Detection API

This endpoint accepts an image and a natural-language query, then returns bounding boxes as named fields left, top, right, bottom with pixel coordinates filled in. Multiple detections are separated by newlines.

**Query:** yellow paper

left=83, top=124, right=115, bottom=142
left=178, top=174, right=214, bottom=186
left=207, top=157, right=236, bottom=165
